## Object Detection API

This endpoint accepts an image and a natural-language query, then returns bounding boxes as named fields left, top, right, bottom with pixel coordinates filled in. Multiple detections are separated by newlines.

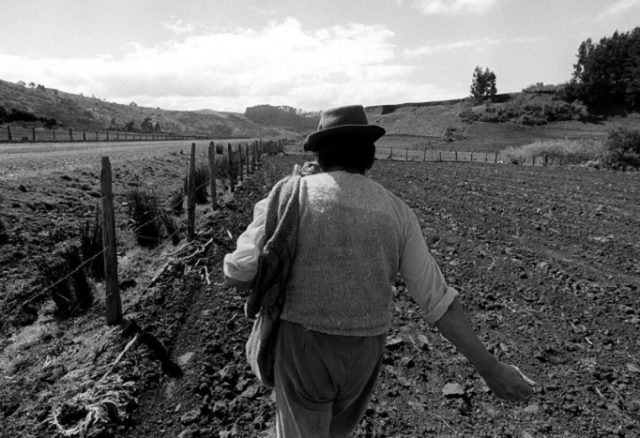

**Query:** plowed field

left=1, top=148, right=639, bottom=437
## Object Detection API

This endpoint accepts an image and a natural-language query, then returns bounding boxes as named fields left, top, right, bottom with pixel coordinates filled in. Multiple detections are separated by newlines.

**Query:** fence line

left=377, top=147, right=549, bottom=167
left=0, top=124, right=209, bottom=143
left=12, top=138, right=283, bottom=326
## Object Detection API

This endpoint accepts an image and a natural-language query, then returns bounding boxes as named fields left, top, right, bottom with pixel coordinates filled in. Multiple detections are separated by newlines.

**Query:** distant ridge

left=0, top=79, right=291, bottom=139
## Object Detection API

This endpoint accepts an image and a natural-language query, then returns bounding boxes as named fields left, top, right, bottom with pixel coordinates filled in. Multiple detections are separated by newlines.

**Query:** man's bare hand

left=481, top=362, right=535, bottom=402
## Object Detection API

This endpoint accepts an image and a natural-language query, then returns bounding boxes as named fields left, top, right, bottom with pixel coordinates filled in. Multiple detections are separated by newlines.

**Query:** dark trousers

left=274, top=320, right=386, bottom=438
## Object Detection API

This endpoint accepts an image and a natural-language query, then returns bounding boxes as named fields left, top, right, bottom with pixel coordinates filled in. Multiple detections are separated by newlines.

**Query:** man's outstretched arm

left=434, top=297, right=534, bottom=402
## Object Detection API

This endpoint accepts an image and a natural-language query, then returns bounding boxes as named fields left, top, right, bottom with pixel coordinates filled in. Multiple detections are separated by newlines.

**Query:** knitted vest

left=280, top=171, right=405, bottom=336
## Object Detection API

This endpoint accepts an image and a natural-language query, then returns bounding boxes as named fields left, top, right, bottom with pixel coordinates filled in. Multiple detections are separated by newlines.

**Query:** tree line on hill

left=0, top=106, right=58, bottom=128
left=244, top=105, right=319, bottom=132
left=468, top=26, right=640, bottom=121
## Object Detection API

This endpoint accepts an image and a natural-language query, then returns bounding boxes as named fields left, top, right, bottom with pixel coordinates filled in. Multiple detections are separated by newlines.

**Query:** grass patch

left=126, top=188, right=163, bottom=248
left=35, top=244, right=94, bottom=315
left=0, top=198, right=7, bottom=245
left=79, top=203, right=103, bottom=280
left=184, top=164, right=209, bottom=205
left=502, top=138, right=606, bottom=165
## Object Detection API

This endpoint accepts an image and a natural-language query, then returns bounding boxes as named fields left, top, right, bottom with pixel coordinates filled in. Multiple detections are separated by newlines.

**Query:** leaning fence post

left=208, top=141, right=217, bottom=209
left=228, top=143, right=236, bottom=192
left=238, top=144, right=244, bottom=183
left=100, top=157, right=122, bottom=325
left=245, top=144, right=251, bottom=174
left=187, top=143, right=197, bottom=240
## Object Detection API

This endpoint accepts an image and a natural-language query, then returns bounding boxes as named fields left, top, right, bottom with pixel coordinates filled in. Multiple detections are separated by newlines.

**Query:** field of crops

left=1, top=146, right=639, bottom=437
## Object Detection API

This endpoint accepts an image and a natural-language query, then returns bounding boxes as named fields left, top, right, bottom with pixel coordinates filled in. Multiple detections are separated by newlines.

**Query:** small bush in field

left=0, top=218, right=7, bottom=245
left=79, top=204, right=103, bottom=280
left=602, top=128, right=640, bottom=169
left=36, top=244, right=93, bottom=315
left=126, top=188, right=163, bottom=247
left=169, top=188, right=185, bottom=216
left=503, top=139, right=606, bottom=165
left=184, top=164, right=209, bottom=204
left=0, top=197, right=7, bottom=245
left=160, top=212, right=181, bottom=245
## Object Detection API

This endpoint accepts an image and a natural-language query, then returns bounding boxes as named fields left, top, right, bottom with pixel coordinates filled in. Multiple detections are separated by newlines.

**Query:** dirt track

left=1, top=151, right=640, bottom=437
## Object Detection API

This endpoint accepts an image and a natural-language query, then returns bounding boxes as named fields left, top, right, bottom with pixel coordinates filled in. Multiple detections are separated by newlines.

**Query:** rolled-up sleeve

left=399, top=211, right=458, bottom=325
left=223, top=198, right=268, bottom=282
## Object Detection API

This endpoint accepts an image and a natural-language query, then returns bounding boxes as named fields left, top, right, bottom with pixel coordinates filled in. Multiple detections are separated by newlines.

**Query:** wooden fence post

left=405, top=148, right=409, bottom=161
left=6, top=126, right=11, bottom=141
left=532, top=154, right=536, bottom=167
left=32, top=127, right=36, bottom=142
left=106, top=131, right=109, bottom=141
left=95, top=131, right=99, bottom=141
left=208, top=141, right=217, bottom=209
left=228, top=143, right=236, bottom=192
left=245, top=144, right=251, bottom=174
left=495, top=151, right=499, bottom=163
left=187, top=143, right=197, bottom=240
left=455, top=150, right=458, bottom=161
left=83, top=131, right=87, bottom=141
left=100, top=157, right=122, bottom=325
left=439, top=151, right=442, bottom=162
left=544, top=154, right=548, bottom=166
left=52, top=129, right=56, bottom=141
left=470, top=152, right=474, bottom=162
left=238, top=144, right=245, bottom=183
left=251, top=141, right=257, bottom=170
left=69, top=129, right=73, bottom=142
left=423, top=147, right=427, bottom=161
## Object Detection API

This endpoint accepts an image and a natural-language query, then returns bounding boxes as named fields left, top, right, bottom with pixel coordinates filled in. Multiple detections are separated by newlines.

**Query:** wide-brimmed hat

left=303, top=105, right=386, bottom=152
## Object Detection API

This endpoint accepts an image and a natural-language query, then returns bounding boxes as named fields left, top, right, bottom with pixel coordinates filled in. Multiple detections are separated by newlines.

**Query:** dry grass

left=502, top=138, right=606, bottom=165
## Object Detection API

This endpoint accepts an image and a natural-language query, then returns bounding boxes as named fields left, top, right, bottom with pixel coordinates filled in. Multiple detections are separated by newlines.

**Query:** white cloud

left=413, top=0, right=499, bottom=15
left=404, top=36, right=543, bottom=57
left=598, top=0, right=640, bottom=19
left=0, top=18, right=455, bottom=111
left=162, top=19, right=196, bottom=35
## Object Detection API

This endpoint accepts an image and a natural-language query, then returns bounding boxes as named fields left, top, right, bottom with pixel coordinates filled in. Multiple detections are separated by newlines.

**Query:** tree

left=569, top=27, right=640, bottom=111
left=470, top=66, right=497, bottom=104
left=140, top=117, right=153, bottom=132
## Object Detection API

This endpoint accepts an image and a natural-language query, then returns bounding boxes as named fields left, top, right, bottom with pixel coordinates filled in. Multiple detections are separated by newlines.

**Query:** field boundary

left=0, top=124, right=208, bottom=143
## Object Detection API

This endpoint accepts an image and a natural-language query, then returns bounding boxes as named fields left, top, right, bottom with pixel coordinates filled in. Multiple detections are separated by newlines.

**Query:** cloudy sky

left=0, top=0, right=638, bottom=112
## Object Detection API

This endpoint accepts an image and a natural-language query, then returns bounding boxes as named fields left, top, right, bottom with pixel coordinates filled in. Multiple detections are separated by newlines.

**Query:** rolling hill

left=0, top=79, right=290, bottom=139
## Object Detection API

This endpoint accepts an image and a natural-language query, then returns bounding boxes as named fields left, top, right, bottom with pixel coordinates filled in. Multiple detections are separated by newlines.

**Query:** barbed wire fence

left=14, top=138, right=291, bottom=326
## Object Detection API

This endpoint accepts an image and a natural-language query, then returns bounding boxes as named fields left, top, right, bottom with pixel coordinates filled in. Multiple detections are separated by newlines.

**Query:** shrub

left=0, top=197, right=7, bottom=245
left=602, top=128, right=640, bottom=169
left=160, top=212, right=181, bottom=245
left=79, top=204, right=103, bottom=280
left=126, top=188, right=163, bottom=247
left=36, top=244, right=94, bottom=315
left=169, top=188, right=185, bottom=216
left=502, top=139, right=606, bottom=165
left=184, top=164, right=209, bottom=204
left=0, top=218, right=7, bottom=245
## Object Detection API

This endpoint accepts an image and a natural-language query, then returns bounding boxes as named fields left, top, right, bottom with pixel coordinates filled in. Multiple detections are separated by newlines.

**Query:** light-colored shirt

left=224, top=171, right=458, bottom=332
